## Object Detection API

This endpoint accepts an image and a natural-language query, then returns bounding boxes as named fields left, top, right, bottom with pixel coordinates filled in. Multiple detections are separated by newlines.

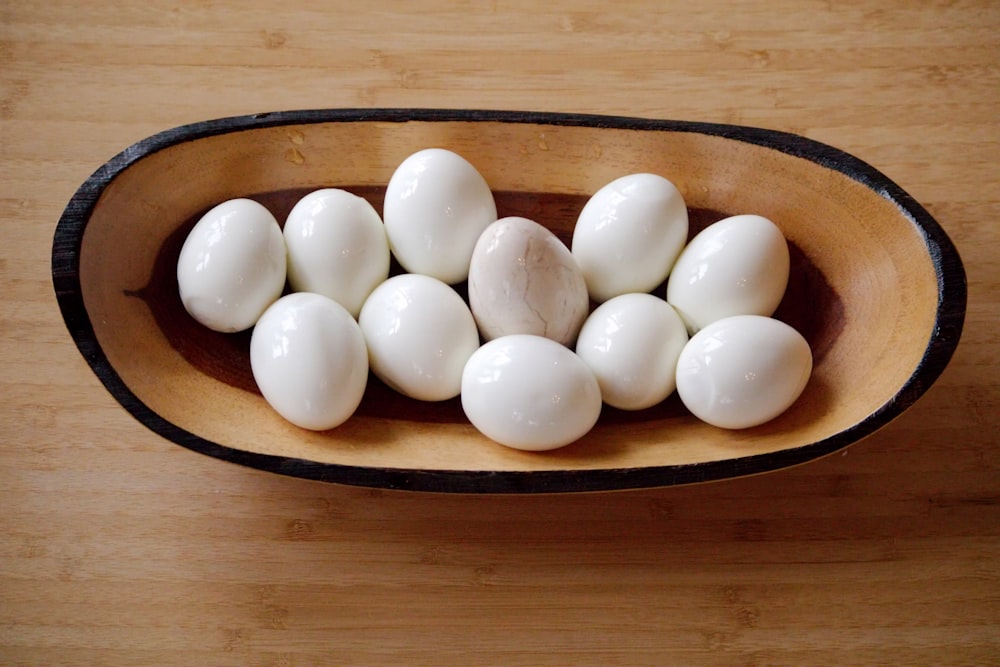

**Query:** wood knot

left=284, top=518, right=313, bottom=540
left=262, top=30, right=287, bottom=50
left=749, top=49, right=771, bottom=68
left=474, top=564, right=498, bottom=584
left=737, top=606, right=760, bottom=628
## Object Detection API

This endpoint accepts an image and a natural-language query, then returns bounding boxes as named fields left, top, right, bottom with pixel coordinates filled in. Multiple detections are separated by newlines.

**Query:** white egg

left=383, top=148, right=497, bottom=284
left=468, top=216, right=590, bottom=346
left=666, top=214, right=790, bottom=333
left=575, top=293, right=689, bottom=411
left=283, top=188, right=390, bottom=318
left=675, top=315, right=812, bottom=429
left=250, top=292, right=368, bottom=431
left=461, top=335, right=602, bottom=451
left=359, top=273, right=480, bottom=401
left=571, top=173, right=688, bottom=303
left=177, top=198, right=286, bottom=332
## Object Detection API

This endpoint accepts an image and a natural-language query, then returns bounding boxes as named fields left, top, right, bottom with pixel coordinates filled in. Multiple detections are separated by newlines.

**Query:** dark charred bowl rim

left=51, top=108, right=967, bottom=493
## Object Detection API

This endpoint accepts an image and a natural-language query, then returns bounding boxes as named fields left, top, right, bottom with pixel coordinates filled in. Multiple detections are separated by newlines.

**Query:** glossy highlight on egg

left=576, top=293, right=689, bottom=411
left=283, top=188, right=390, bottom=318
left=383, top=148, right=497, bottom=284
left=359, top=273, right=480, bottom=402
left=572, top=173, right=689, bottom=303
left=461, top=334, right=603, bottom=451
left=250, top=292, right=369, bottom=431
left=675, top=315, right=813, bottom=429
left=176, top=198, right=286, bottom=333
left=667, top=214, right=790, bottom=333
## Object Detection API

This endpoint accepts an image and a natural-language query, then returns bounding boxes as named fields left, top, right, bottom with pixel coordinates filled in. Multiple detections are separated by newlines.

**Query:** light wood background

left=2, top=2, right=998, bottom=665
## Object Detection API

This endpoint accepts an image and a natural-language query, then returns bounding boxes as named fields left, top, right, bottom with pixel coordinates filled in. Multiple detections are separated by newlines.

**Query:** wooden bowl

left=52, top=109, right=966, bottom=493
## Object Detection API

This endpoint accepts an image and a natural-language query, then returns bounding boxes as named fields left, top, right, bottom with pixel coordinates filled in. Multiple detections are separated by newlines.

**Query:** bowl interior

left=77, top=118, right=941, bottom=474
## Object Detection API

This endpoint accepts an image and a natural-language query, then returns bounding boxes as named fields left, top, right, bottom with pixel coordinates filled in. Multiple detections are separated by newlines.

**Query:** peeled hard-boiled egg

left=383, top=148, right=497, bottom=284
left=461, top=334, right=602, bottom=451
left=283, top=188, right=390, bottom=318
left=675, top=315, right=812, bottom=429
left=571, top=173, right=688, bottom=303
left=176, top=198, right=286, bottom=332
left=575, top=293, right=689, bottom=411
left=666, top=214, right=790, bottom=333
left=468, top=216, right=589, bottom=346
left=250, top=292, right=369, bottom=431
left=359, top=273, right=480, bottom=401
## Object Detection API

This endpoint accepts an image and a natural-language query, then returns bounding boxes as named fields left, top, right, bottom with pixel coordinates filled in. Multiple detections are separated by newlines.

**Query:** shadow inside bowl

left=125, top=186, right=844, bottom=431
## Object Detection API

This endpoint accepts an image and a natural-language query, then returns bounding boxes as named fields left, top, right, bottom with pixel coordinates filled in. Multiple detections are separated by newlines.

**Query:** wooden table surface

left=2, top=2, right=998, bottom=665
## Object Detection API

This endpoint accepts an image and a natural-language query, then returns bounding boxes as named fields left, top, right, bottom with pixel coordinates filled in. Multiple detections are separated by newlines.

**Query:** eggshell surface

left=359, top=274, right=480, bottom=401
left=571, top=173, right=688, bottom=303
left=250, top=292, right=368, bottom=431
left=468, top=216, right=589, bottom=346
left=383, top=148, right=497, bottom=284
left=461, top=335, right=602, bottom=451
left=283, top=188, right=389, bottom=318
left=576, top=293, right=689, bottom=410
left=176, top=198, right=286, bottom=332
left=666, top=214, right=790, bottom=333
left=675, top=315, right=812, bottom=429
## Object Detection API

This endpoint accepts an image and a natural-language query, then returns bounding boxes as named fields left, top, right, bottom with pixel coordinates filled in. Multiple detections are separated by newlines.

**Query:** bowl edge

left=50, top=108, right=968, bottom=493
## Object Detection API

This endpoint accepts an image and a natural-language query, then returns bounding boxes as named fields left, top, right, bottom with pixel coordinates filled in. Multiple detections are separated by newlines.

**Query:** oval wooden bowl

left=52, top=109, right=966, bottom=493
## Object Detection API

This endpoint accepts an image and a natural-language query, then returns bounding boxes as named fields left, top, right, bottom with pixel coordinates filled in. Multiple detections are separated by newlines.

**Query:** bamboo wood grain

left=2, top=1, right=998, bottom=665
